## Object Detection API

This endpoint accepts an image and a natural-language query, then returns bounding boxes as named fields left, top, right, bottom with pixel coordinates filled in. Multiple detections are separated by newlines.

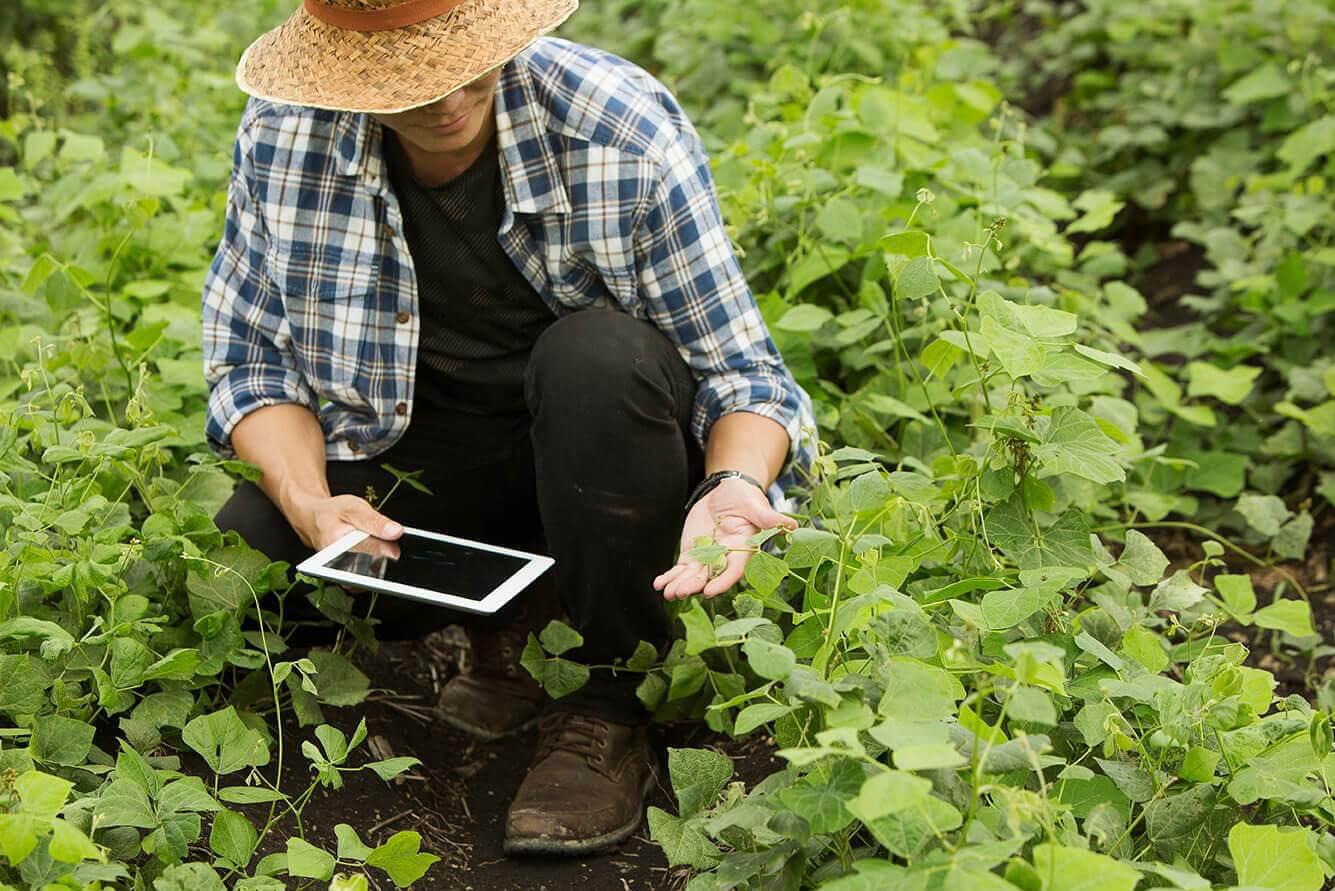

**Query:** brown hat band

left=303, top=0, right=470, bottom=31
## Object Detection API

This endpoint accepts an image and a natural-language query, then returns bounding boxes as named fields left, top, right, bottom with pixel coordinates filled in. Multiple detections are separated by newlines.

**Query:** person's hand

left=286, top=492, right=403, bottom=559
left=654, top=478, right=797, bottom=600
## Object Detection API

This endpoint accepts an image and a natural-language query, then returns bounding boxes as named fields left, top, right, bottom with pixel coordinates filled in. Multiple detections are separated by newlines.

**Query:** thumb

left=747, top=499, right=796, bottom=532
left=346, top=500, right=403, bottom=540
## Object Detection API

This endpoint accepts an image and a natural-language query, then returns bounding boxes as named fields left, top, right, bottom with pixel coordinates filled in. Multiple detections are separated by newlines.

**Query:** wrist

left=684, top=469, right=767, bottom=517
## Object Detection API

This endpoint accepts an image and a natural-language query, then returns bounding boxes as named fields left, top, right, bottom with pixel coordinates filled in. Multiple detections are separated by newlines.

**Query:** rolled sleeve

left=633, top=120, right=811, bottom=484
left=201, top=118, right=319, bottom=459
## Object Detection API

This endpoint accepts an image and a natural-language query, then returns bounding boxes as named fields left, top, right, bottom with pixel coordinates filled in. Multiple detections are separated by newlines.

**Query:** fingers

left=663, top=562, right=712, bottom=601
left=701, top=550, right=748, bottom=598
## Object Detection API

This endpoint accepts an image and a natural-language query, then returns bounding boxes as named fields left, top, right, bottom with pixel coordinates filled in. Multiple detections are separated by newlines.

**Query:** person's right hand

left=287, top=493, right=404, bottom=558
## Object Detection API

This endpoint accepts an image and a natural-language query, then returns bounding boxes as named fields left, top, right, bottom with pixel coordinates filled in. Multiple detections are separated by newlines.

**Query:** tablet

left=295, top=527, right=554, bottom=615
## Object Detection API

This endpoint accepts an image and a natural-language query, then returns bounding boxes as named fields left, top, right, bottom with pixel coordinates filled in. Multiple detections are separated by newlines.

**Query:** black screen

left=324, top=533, right=532, bottom=601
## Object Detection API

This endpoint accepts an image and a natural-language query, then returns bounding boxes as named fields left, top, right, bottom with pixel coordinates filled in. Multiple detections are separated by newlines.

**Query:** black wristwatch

left=684, top=470, right=766, bottom=516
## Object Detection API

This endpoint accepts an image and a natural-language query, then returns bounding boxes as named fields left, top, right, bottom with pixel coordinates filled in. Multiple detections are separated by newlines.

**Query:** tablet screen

left=324, top=533, right=531, bottom=602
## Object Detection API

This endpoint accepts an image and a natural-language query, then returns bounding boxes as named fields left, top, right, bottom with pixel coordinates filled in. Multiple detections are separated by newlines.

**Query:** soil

left=247, top=628, right=783, bottom=891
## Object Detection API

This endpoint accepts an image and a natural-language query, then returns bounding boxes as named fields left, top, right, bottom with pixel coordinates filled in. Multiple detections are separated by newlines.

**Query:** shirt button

left=347, top=439, right=361, bottom=452
left=395, top=310, right=411, bottom=324
left=395, top=401, right=408, bottom=416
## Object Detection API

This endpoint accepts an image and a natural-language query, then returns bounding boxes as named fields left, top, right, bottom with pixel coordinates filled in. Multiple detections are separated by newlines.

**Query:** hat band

left=303, top=0, right=469, bottom=31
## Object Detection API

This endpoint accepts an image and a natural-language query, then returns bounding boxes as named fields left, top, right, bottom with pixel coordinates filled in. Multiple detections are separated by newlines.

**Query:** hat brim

left=236, top=0, right=579, bottom=114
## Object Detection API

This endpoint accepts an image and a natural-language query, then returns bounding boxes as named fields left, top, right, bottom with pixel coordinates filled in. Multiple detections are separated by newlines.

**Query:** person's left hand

left=653, top=478, right=797, bottom=600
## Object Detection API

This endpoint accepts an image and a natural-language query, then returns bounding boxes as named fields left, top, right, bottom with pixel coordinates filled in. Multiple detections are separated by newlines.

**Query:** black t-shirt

left=383, top=128, right=556, bottom=452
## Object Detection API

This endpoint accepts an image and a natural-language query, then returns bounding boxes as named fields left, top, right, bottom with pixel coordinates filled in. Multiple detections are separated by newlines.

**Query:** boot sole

left=434, top=709, right=541, bottom=742
left=502, top=769, right=657, bottom=857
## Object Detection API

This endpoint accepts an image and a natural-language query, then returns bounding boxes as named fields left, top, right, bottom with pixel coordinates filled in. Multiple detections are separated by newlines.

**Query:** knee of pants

left=212, top=481, right=306, bottom=567
left=524, top=309, right=682, bottom=418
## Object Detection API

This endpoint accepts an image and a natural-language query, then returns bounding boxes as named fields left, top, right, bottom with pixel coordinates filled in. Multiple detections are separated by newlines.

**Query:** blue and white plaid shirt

left=203, top=37, right=816, bottom=504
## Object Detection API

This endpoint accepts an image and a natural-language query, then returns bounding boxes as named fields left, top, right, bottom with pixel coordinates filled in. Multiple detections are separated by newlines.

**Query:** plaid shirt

left=202, top=37, right=815, bottom=504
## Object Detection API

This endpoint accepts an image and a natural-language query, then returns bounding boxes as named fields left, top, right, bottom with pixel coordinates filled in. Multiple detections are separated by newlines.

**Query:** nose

left=423, top=90, right=467, bottom=118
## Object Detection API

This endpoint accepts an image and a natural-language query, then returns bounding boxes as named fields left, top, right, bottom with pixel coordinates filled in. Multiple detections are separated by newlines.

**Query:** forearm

left=704, top=411, right=790, bottom=489
left=230, top=402, right=330, bottom=520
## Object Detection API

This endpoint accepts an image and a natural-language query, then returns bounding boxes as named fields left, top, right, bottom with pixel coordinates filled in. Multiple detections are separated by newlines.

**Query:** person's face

left=373, top=68, right=501, bottom=154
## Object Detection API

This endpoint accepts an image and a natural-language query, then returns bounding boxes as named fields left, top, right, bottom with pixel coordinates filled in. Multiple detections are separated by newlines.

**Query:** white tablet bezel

left=295, top=526, right=555, bottom=616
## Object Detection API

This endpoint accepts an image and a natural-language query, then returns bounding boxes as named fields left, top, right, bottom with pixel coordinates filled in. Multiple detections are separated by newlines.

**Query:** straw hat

left=236, top=0, right=579, bottom=114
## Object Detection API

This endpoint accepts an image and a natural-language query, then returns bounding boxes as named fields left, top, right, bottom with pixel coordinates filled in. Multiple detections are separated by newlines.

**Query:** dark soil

left=247, top=628, right=782, bottom=891
left=1146, top=520, right=1335, bottom=696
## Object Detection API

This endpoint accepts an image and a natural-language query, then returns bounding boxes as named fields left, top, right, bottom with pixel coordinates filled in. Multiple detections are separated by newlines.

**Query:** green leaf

left=1236, top=494, right=1292, bottom=537
left=1149, top=571, right=1207, bottom=613
left=0, top=655, right=52, bottom=715
left=1274, top=512, right=1314, bottom=560
left=217, top=787, right=285, bottom=805
left=881, top=230, right=929, bottom=257
left=0, top=814, right=41, bottom=864
left=365, top=831, right=439, bottom=888
left=335, top=824, right=374, bottom=862
left=286, top=838, right=335, bottom=880
left=1229, top=823, right=1326, bottom=891
left=330, top=876, right=370, bottom=891
left=1031, top=843, right=1140, bottom=891
left=182, top=707, right=271, bottom=774
left=742, top=637, right=796, bottom=680
left=15, top=771, right=72, bottom=819
left=678, top=601, right=716, bottom=656
left=895, top=256, right=939, bottom=301
left=153, top=863, right=226, bottom=891
left=625, top=640, right=659, bottom=672
left=1033, top=407, right=1125, bottom=485
left=365, top=757, right=421, bottom=782
left=1120, top=626, right=1168, bottom=674
left=521, top=636, right=591, bottom=699
left=1223, top=63, right=1291, bottom=104
left=1253, top=598, right=1314, bottom=638
left=1118, top=530, right=1168, bottom=586
left=48, top=818, right=103, bottom=863
left=859, top=795, right=961, bottom=859
left=776, top=761, right=861, bottom=835
left=1186, top=362, right=1261, bottom=404
left=538, top=620, right=584, bottom=656
left=647, top=807, right=719, bottom=869
left=744, top=550, right=788, bottom=596
left=734, top=703, right=792, bottom=735
left=94, top=779, right=156, bottom=829
left=1278, top=115, right=1335, bottom=174
left=817, top=197, right=862, bottom=244
left=980, top=584, right=1059, bottom=630
left=1216, top=573, right=1257, bottom=617
left=31, top=714, right=95, bottom=767
left=1066, top=189, right=1124, bottom=234
left=986, top=499, right=1093, bottom=570
left=306, top=649, right=371, bottom=706
left=847, top=770, right=931, bottom=820
left=185, top=546, right=272, bottom=617
left=981, top=315, right=1045, bottom=379
left=775, top=304, right=833, bottom=333
left=668, top=747, right=734, bottom=817
left=878, top=660, right=964, bottom=720
left=209, top=810, right=257, bottom=867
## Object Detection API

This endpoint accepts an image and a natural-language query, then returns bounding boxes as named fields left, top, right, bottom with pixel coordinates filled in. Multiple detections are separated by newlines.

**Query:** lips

left=428, top=111, right=471, bottom=132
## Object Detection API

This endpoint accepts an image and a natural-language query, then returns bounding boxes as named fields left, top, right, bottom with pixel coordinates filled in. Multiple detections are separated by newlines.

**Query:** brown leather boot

left=434, top=621, right=547, bottom=740
left=504, top=712, right=656, bottom=855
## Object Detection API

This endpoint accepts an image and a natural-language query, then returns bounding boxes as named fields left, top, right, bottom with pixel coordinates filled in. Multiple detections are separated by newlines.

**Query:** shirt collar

left=331, top=56, right=571, bottom=227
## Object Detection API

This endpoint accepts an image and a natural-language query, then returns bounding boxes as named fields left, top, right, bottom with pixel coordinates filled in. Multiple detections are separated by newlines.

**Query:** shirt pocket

left=270, top=243, right=383, bottom=412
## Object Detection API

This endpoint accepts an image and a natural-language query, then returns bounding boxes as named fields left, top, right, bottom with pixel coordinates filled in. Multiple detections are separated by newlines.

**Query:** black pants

left=214, top=310, right=706, bottom=723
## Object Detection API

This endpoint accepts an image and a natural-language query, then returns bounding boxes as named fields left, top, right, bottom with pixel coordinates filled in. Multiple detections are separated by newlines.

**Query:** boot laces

left=535, top=712, right=609, bottom=763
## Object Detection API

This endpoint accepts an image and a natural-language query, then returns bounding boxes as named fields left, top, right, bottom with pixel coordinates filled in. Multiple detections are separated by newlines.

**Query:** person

left=203, top=0, right=815, bottom=856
